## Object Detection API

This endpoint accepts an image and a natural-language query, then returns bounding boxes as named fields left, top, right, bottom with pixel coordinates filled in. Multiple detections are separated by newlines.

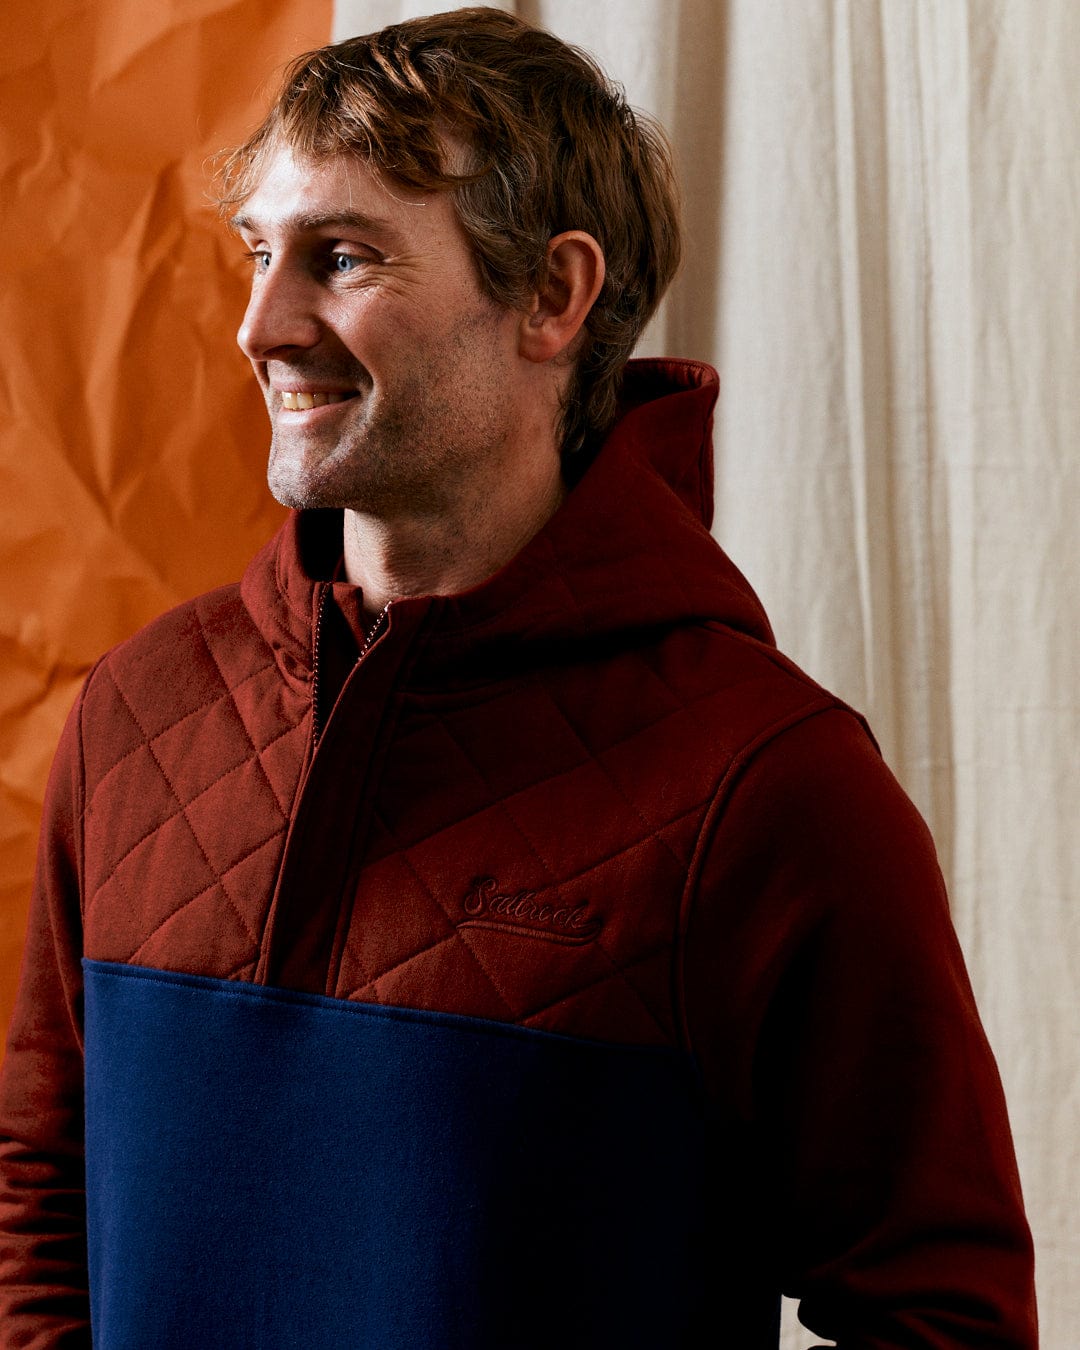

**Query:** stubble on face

left=236, top=145, right=552, bottom=552
left=266, top=300, right=514, bottom=521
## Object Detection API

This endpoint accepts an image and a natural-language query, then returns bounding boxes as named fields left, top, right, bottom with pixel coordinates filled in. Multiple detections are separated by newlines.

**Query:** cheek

left=326, top=288, right=395, bottom=349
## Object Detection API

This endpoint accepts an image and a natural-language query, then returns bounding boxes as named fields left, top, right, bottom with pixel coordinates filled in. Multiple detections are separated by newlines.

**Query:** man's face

left=234, top=143, right=525, bottom=517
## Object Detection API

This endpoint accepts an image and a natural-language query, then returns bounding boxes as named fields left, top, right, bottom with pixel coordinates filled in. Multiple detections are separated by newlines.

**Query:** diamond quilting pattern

left=363, top=713, right=500, bottom=859
left=129, top=861, right=269, bottom=969
left=80, top=589, right=311, bottom=979
left=88, top=811, right=218, bottom=955
left=333, top=849, right=457, bottom=997
left=51, top=365, right=856, bottom=1080
left=74, top=505, right=833, bottom=1051
left=352, top=756, right=698, bottom=1040
left=438, top=681, right=596, bottom=800
left=325, top=637, right=748, bottom=1041
left=362, top=934, right=514, bottom=1023
left=323, top=617, right=832, bottom=1044
left=181, top=757, right=288, bottom=881
left=521, top=948, right=676, bottom=1042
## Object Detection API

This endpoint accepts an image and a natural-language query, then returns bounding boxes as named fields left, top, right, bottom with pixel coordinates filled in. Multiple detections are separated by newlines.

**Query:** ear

left=518, top=231, right=606, bottom=364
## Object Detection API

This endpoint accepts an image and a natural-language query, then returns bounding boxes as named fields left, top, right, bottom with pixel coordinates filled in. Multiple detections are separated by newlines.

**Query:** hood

left=241, top=357, right=774, bottom=684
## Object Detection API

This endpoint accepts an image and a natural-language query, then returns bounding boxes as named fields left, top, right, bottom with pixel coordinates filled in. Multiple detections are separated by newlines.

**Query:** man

left=0, top=8, right=1036, bottom=1348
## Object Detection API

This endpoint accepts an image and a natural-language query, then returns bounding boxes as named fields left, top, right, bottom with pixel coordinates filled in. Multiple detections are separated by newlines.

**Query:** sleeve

left=681, top=706, right=1037, bottom=1349
left=0, top=681, right=92, bottom=1346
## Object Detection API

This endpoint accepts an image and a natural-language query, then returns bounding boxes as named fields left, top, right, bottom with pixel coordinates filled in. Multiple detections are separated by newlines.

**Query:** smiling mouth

left=279, top=390, right=353, bottom=410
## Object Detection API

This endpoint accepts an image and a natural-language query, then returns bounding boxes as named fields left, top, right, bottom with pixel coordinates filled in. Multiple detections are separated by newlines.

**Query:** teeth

left=280, top=391, right=348, bottom=410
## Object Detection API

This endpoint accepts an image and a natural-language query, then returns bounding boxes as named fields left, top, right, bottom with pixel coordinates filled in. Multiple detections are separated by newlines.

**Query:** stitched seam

left=529, top=685, right=689, bottom=873
left=527, top=935, right=673, bottom=1037
left=87, top=654, right=278, bottom=797
left=366, top=772, right=706, bottom=883
left=348, top=801, right=702, bottom=1004
left=124, top=826, right=284, bottom=964
left=435, top=687, right=687, bottom=890
left=89, top=660, right=294, bottom=836
left=250, top=718, right=309, bottom=820
left=87, top=682, right=230, bottom=812
left=434, top=712, right=561, bottom=886
left=335, top=851, right=518, bottom=1019
left=99, top=672, right=264, bottom=951
left=84, top=667, right=231, bottom=911
left=391, top=852, right=518, bottom=1017
left=673, top=695, right=843, bottom=1058
left=485, top=799, right=705, bottom=896
left=86, top=743, right=280, bottom=903
left=75, top=656, right=109, bottom=928
left=192, top=611, right=303, bottom=826
left=89, top=961, right=690, bottom=1056
left=424, top=666, right=745, bottom=815
left=337, top=788, right=702, bottom=1015
left=519, top=940, right=672, bottom=1029
left=321, top=604, right=445, bottom=995
left=346, top=932, right=459, bottom=997
left=432, top=711, right=671, bottom=1031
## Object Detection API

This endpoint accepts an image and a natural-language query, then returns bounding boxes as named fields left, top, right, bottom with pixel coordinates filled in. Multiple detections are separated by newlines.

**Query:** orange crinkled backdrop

left=0, top=0, right=333, bottom=1044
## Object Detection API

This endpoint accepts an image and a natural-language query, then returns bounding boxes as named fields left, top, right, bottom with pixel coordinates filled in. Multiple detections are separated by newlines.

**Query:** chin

left=267, top=467, right=338, bottom=513
left=267, top=445, right=354, bottom=512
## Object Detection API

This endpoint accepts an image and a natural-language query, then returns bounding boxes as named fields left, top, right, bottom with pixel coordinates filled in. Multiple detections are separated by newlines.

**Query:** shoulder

left=78, top=513, right=309, bottom=721
left=83, top=583, right=253, bottom=706
left=691, top=677, right=933, bottom=909
left=674, top=622, right=940, bottom=952
left=75, top=583, right=277, bottom=775
left=653, top=617, right=870, bottom=776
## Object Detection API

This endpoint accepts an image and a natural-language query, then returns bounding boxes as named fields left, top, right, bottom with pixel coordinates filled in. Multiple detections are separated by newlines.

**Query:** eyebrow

left=228, top=209, right=404, bottom=243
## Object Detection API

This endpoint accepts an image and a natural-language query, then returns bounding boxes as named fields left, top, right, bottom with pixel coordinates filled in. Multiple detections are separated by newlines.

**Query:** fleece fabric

left=83, top=960, right=706, bottom=1349
left=0, top=359, right=1036, bottom=1348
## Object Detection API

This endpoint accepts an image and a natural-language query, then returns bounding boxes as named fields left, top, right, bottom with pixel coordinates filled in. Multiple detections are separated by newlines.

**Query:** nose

left=237, top=262, right=322, bottom=361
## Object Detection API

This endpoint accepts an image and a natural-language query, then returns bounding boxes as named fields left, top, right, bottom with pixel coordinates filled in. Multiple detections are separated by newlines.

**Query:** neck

left=342, top=463, right=566, bottom=620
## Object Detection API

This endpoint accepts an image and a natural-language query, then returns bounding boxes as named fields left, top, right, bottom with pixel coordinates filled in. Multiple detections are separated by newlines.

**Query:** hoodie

left=0, top=359, right=1036, bottom=1348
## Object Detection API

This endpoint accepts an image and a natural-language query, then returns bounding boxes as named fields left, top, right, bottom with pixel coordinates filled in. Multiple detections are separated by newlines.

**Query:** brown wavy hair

left=215, top=6, right=682, bottom=456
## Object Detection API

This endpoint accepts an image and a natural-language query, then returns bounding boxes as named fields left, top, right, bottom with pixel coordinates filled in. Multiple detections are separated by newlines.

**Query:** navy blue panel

left=83, top=960, right=708, bottom=1349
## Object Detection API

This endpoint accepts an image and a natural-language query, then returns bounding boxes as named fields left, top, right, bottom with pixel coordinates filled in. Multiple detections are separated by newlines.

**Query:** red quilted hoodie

left=0, top=360, right=1036, bottom=1348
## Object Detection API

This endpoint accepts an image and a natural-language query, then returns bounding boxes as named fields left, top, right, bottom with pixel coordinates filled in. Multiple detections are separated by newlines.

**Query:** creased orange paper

left=0, top=0, right=334, bottom=1044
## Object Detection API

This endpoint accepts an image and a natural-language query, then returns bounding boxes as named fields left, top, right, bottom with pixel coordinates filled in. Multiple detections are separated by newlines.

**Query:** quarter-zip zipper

left=311, top=594, right=392, bottom=750
left=359, top=601, right=392, bottom=660
left=258, top=594, right=416, bottom=990
left=310, top=586, right=330, bottom=750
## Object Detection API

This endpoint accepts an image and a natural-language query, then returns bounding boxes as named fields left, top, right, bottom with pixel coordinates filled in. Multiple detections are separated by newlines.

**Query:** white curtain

left=332, top=3, right=1078, bottom=1344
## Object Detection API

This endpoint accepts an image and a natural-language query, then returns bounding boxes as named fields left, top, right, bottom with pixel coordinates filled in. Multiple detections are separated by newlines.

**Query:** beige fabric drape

left=332, top=2, right=1079, bottom=1344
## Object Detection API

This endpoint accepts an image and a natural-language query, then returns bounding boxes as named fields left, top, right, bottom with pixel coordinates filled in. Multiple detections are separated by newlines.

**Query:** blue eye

left=332, top=253, right=361, bottom=273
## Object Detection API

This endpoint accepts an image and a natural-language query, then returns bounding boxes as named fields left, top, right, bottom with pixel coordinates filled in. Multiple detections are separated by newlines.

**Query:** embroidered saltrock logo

left=459, top=877, right=602, bottom=945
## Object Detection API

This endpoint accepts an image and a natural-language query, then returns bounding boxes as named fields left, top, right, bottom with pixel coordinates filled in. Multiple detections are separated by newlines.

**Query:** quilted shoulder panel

left=80, top=585, right=311, bottom=980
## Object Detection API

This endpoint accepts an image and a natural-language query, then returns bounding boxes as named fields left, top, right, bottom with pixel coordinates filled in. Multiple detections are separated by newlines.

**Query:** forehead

left=232, top=143, right=457, bottom=246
